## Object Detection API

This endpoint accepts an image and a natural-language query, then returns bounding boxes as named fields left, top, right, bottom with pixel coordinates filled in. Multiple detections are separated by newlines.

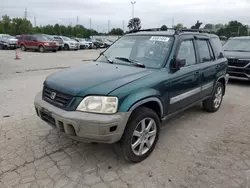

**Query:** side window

left=177, top=40, right=196, bottom=67
left=25, top=36, right=31, bottom=41
left=210, top=37, right=224, bottom=59
left=207, top=41, right=215, bottom=61
left=196, top=40, right=211, bottom=63
left=29, top=36, right=36, bottom=41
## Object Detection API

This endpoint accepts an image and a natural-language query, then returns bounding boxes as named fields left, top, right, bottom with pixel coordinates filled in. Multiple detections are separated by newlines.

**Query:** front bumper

left=44, top=46, right=59, bottom=51
left=227, top=67, right=250, bottom=80
left=34, top=92, right=130, bottom=143
left=69, top=44, right=80, bottom=50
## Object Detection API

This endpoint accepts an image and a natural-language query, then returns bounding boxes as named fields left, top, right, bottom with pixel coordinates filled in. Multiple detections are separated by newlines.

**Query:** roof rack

left=128, top=28, right=212, bottom=35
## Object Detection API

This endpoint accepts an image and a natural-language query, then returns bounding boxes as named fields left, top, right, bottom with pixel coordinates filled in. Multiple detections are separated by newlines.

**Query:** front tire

left=118, top=107, right=160, bottom=163
left=64, top=44, right=69, bottom=51
left=203, top=82, right=224, bottom=112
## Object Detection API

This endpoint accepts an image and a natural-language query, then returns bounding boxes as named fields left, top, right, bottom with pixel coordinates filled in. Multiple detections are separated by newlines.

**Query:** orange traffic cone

left=14, top=49, right=20, bottom=60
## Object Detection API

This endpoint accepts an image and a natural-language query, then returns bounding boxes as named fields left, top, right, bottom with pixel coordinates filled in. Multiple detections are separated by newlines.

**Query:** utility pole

left=108, top=20, right=110, bottom=33
left=76, top=16, right=79, bottom=26
left=123, top=20, right=125, bottom=33
left=89, top=18, right=92, bottom=29
left=131, top=1, right=136, bottom=18
left=34, top=16, right=36, bottom=27
left=24, top=8, right=27, bottom=19
left=172, top=17, right=175, bottom=28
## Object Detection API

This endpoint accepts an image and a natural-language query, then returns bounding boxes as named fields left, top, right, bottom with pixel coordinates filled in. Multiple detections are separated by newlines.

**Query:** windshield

left=223, top=39, right=250, bottom=52
left=3, top=35, right=14, bottom=39
left=62, top=37, right=71, bottom=41
left=96, top=35, right=173, bottom=68
left=35, top=35, right=50, bottom=41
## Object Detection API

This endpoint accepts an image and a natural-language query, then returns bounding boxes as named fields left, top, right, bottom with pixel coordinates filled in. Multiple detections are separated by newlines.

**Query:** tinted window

left=208, top=41, right=215, bottom=60
left=196, top=40, right=211, bottom=63
left=177, top=40, right=196, bottom=66
left=210, top=37, right=224, bottom=59
left=223, top=38, right=250, bottom=52
left=24, top=36, right=30, bottom=40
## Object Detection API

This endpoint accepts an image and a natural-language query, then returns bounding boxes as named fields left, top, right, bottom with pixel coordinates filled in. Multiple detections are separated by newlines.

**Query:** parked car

left=0, top=34, right=18, bottom=50
left=92, top=38, right=104, bottom=48
left=103, top=39, right=113, bottom=48
left=34, top=29, right=228, bottom=162
left=18, top=34, right=59, bottom=52
left=74, top=38, right=93, bottom=49
left=50, top=36, right=64, bottom=51
left=59, top=36, right=79, bottom=51
left=224, top=36, right=250, bottom=81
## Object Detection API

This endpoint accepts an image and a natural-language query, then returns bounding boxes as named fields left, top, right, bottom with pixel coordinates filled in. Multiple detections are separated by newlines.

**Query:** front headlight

left=76, top=96, right=118, bottom=114
left=44, top=43, right=50, bottom=46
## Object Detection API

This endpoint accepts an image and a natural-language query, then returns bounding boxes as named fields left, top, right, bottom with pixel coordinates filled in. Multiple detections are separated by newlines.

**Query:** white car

left=0, top=34, right=18, bottom=49
left=75, top=38, right=93, bottom=49
left=60, top=36, right=80, bottom=50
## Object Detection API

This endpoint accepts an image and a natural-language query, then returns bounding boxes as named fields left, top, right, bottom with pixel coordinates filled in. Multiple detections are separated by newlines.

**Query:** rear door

left=29, top=36, right=38, bottom=49
left=194, top=38, right=216, bottom=97
left=167, top=35, right=202, bottom=113
left=24, top=36, right=32, bottom=48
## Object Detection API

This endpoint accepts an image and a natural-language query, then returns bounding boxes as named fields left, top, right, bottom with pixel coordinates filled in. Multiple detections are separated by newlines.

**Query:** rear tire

left=117, top=107, right=160, bottom=163
left=21, top=44, right=26, bottom=51
left=203, top=82, right=224, bottom=112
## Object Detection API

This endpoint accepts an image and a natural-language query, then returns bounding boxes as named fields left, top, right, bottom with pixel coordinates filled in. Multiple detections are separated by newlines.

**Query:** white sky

left=2, top=0, right=250, bottom=32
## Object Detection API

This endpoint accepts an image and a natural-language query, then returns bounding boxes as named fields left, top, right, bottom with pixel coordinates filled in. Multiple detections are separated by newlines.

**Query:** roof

left=229, top=36, right=250, bottom=40
left=126, top=30, right=218, bottom=38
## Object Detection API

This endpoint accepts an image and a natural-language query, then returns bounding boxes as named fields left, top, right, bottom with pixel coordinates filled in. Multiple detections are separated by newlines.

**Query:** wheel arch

left=129, top=97, right=164, bottom=120
left=216, top=75, right=226, bottom=95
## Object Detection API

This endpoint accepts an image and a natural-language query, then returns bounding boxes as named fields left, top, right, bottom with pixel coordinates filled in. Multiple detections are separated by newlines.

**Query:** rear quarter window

left=210, top=37, right=225, bottom=59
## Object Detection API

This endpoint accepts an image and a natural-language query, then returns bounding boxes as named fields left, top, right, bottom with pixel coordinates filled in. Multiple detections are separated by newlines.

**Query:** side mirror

left=171, top=58, right=186, bottom=71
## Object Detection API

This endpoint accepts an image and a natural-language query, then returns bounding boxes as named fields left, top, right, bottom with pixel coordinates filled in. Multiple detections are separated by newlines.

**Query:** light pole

left=131, top=1, right=136, bottom=18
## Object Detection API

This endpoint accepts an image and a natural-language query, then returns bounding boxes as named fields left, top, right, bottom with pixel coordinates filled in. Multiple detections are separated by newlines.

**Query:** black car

left=224, top=36, right=250, bottom=80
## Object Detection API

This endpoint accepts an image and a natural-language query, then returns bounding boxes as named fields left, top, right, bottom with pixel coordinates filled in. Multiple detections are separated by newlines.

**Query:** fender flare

left=129, top=97, right=164, bottom=118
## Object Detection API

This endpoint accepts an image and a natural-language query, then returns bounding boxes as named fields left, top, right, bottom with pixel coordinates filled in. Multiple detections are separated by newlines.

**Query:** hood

left=224, top=51, right=250, bottom=59
left=45, top=62, right=155, bottom=97
left=9, top=38, right=18, bottom=42
left=70, top=40, right=79, bottom=44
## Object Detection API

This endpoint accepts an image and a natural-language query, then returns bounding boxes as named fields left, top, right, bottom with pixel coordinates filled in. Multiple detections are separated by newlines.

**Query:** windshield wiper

left=225, top=50, right=250, bottom=52
left=100, top=53, right=113, bottom=64
left=115, top=57, right=145, bottom=68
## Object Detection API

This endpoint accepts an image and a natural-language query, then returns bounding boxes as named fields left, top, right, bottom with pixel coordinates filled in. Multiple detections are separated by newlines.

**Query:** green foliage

left=217, top=21, right=248, bottom=38
left=128, top=17, right=141, bottom=31
left=0, top=14, right=99, bottom=38
left=160, top=25, right=168, bottom=31
left=175, top=23, right=184, bottom=29
left=109, top=28, right=124, bottom=35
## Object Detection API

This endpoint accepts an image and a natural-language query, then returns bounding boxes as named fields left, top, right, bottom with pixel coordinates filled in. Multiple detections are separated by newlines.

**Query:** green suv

left=34, top=29, right=229, bottom=162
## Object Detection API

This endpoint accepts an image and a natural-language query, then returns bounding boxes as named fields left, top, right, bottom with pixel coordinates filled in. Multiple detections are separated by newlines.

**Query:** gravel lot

left=0, top=50, right=250, bottom=188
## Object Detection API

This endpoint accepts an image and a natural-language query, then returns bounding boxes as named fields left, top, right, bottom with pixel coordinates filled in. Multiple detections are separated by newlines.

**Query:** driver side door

left=167, top=36, right=202, bottom=113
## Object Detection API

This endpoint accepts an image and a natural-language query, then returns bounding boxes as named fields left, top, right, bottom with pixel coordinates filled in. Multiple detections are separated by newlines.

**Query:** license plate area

left=40, top=109, right=56, bottom=127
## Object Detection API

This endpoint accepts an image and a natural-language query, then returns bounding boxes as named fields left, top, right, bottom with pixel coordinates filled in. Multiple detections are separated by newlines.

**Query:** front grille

left=228, top=58, right=250, bottom=68
left=42, top=86, right=72, bottom=109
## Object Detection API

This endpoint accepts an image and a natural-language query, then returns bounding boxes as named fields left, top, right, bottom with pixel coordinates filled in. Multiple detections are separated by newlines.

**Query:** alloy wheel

left=131, top=118, right=157, bottom=156
left=214, top=86, right=222, bottom=108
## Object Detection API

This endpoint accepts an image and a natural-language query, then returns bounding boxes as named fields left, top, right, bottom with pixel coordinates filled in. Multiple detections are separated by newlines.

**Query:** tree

left=109, top=28, right=124, bottom=35
left=203, top=24, right=214, bottom=30
left=175, top=23, right=184, bottom=29
left=216, top=21, right=248, bottom=38
left=127, top=17, right=141, bottom=32
left=160, top=25, right=168, bottom=31
left=191, top=20, right=203, bottom=29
